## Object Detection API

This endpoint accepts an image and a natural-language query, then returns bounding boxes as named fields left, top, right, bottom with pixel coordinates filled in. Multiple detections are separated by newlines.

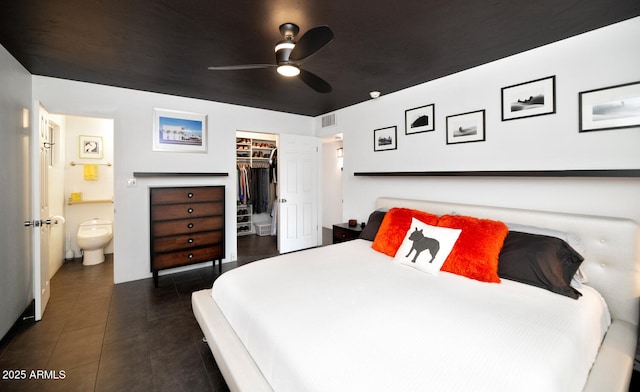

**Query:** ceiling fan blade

left=208, top=64, right=275, bottom=71
left=298, top=68, right=332, bottom=93
left=289, top=25, right=333, bottom=62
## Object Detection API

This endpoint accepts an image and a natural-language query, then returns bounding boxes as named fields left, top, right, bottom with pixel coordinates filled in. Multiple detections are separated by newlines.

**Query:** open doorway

left=236, top=131, right=279, bottom=264
left=321, top=133, right=343, bottom=242
left=47, top=114, right=115, bottom=269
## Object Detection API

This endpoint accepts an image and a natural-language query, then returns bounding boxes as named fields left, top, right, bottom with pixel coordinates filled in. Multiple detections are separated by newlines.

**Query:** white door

left=278, top=134, right=320, bottom=253
left=28, top=102, right=51, bottom=321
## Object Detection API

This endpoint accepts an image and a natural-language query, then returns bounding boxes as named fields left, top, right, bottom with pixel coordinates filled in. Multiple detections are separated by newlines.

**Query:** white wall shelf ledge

left=353, top=169, right=640, bottom=178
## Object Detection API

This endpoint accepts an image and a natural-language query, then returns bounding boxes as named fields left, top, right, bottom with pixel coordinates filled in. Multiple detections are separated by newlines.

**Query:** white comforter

left=212, top=239, right=610, bottom=392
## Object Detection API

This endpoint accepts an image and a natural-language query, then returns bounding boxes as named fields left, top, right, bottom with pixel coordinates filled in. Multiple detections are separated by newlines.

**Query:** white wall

left=32, top=77, right=313, bottom=283
left=318, top=17, right=640, bottom=224
left=63, top=115, right=115, bottom=257
left=322, top=138, right=343, bottom=228
left=0, top=45, right=33, bottom=338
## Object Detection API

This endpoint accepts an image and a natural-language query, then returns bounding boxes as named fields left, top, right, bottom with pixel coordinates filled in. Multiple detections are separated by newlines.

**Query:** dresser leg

left=153, top=270, right=159, bottom=287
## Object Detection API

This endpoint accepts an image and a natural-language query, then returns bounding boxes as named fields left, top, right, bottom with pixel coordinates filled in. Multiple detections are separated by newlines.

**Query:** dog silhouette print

left=405, top=227, right=440, bottom=263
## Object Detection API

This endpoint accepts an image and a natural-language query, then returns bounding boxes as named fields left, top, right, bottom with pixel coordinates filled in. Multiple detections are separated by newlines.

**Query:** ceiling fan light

left=277, top=65, right=300, bottom=77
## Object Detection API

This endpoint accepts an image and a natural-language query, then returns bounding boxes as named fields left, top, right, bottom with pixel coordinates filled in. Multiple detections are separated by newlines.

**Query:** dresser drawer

left=152, top=230, right=223, bottom=253
left=152, top=245, right=223, bottom=270
left=152, top=216, right=224, bottom=237
left=151, top=202, right=223, bottom=221
left=150, top=186, right=224, bottom=205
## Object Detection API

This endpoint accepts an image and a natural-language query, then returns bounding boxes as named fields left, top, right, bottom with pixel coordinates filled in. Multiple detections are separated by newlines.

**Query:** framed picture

left=374, top=126, right=397, bottom=151
left=446, top=110, right=485, bottom=145
left=501, top=76, right=556, bottom=121
left=579, top=81, right=640, bottom=132
left=153, top=108, right=208, bottom=153
left=79, top=135, right=103, bottom=159
left=405, top=104, right=435, bottom=134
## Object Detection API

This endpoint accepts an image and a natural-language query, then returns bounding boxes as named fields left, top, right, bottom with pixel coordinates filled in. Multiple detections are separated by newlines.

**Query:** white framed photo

left=153, top=108, right=208, bottom=153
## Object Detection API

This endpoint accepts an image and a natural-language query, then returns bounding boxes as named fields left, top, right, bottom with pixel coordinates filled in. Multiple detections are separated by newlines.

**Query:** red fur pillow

left=372, top=208, right=439, bottom=256
left=437, top=214, right=508, bottom=283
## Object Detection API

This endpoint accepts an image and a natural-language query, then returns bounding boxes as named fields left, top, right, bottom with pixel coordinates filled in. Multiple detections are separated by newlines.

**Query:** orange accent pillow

left=372, top=208, right=439, bottom=256
left=437, top=214, right=508, bottom=283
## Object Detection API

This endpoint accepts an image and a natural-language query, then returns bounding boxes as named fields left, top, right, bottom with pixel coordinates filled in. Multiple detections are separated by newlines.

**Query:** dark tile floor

left=0, top=232, right=285, bottom=392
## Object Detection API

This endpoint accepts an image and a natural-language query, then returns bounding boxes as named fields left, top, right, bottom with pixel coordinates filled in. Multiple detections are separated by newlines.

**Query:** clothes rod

left=70, top=161, right=112, bottom=166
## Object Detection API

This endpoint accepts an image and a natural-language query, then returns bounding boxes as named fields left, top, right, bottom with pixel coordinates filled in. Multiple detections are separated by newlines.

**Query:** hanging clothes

left=251, top=167, right=270, bottom=213
left=269, top=148, right=278, bottom=183
left=237, top=163, right=251, bottom=205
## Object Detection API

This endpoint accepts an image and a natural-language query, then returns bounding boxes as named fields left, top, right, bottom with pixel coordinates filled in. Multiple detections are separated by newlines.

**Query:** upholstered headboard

left=375, top=197, right=640, bottom=327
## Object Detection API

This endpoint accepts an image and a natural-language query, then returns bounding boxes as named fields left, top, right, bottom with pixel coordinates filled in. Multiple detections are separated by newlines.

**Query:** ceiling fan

left=208, top=23, right=334, bottom=93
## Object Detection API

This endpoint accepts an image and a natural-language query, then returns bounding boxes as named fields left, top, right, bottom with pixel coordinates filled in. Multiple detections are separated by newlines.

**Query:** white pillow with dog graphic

left=394, top=217, right=462, bottom=276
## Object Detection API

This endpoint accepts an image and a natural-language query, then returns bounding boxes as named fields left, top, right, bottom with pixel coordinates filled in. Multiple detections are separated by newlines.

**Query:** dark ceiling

left=1, top=1, right=639, bottom=117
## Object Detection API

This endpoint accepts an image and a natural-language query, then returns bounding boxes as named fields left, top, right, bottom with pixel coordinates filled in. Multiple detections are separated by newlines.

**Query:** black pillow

left=498, top=231, right=584, bottom=299
left=359, top=210, right=387, bottom=241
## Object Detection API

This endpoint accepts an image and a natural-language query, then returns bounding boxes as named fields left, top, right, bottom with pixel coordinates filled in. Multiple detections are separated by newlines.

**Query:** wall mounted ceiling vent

left=321, top=113, right=336, bottom=128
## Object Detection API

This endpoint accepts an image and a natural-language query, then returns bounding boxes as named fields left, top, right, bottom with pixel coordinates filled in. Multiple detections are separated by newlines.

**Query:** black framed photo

left=501, top=76, right=556, bottom=121
left=374, top=126, right=397, bottom=151
left=405, top=104, right=435, bottom=134
left=446, top=110, right=485, bottom=145
left=579, top=81, right=640, bottom=132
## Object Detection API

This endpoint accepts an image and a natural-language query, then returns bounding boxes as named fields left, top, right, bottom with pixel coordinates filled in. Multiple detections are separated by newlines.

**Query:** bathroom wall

left=63, top=115, right=115, bottom=257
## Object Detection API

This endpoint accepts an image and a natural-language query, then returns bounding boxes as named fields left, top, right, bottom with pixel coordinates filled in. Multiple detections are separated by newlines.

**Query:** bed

left=192, top=197, right=640, bottom=392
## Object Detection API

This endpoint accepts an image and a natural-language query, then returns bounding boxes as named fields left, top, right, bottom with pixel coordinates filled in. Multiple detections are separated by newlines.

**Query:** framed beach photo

left=579, top=81, right=640, bottom=132
left=446, top=110, right=485, bottom=145
left=79, top=135, right=103, bottom=159
left=405, top=104, right=435, bottom=135
left=374, top=126, right=397, bottom=151
left=501, top=76, right=556, bottom=121
left=153, top=108, right=208, bottom=153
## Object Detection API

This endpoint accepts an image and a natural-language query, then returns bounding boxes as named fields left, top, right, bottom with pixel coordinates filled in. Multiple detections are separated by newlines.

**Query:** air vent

left=321, top=113, right=336, bottom=128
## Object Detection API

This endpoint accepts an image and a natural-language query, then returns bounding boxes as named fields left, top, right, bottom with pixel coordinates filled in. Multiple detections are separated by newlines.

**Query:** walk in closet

left=236, top=131, right=278, bottom=237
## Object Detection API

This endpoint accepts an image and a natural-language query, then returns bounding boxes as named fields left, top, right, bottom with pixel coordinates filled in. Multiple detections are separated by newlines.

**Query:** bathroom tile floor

left=0, top=231, right=286, bottom=392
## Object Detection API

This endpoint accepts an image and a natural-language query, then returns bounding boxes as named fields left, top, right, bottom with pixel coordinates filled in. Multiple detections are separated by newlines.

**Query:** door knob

left=280, top=198, right=287, bottom=203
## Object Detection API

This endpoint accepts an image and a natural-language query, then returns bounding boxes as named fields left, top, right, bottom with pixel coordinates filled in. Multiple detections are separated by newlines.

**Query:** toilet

left=77, top=219, right=113, bottom=266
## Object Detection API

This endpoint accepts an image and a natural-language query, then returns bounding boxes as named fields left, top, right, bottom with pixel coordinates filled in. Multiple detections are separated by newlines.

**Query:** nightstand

left=332, top=223, right=364, bottom=244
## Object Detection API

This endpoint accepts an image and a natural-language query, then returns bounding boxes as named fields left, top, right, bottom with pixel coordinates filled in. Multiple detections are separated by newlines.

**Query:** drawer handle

left=187, top=208, right=194, bottom=213
left=188, top=253, right=194, bottom=259
left=188, top=238, right=194, bottom=244
left=187, top=192, right=194, bottom=198
left=187, top=223, right=194, bottom=229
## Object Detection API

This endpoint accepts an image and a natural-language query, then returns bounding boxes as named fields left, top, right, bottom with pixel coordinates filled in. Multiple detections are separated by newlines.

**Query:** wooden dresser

left=150, top=186, right=225, bottom=287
